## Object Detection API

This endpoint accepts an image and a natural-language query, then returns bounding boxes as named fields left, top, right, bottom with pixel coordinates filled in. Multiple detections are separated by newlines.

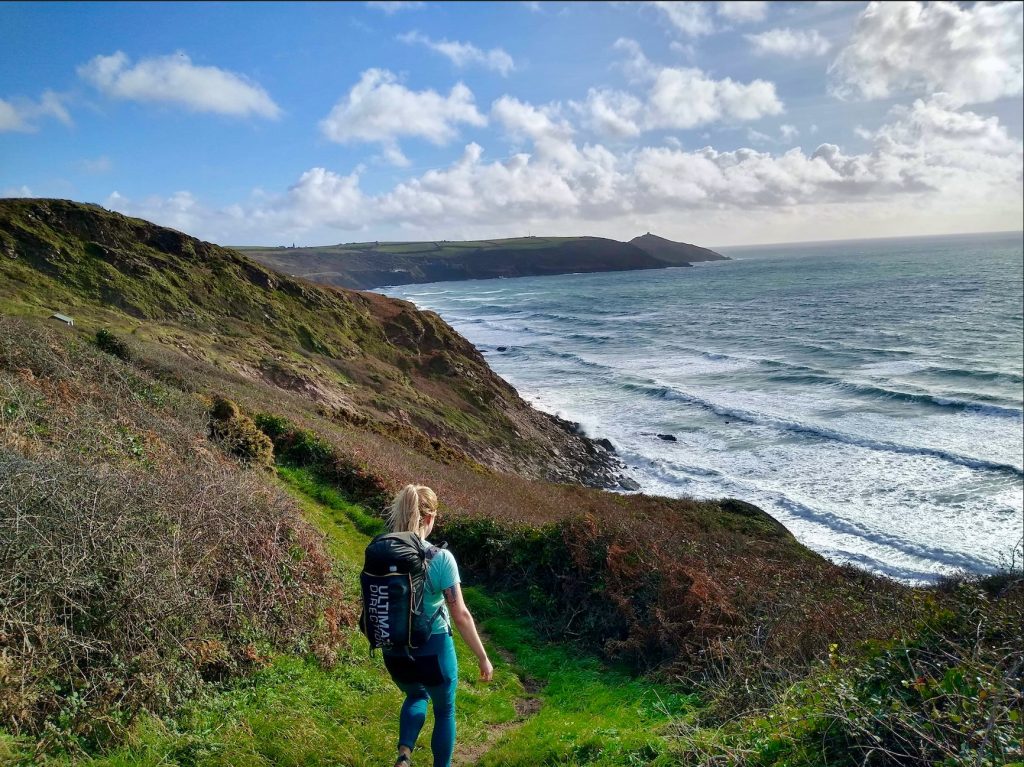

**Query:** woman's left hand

left=478, top=657, right=494, bottom=682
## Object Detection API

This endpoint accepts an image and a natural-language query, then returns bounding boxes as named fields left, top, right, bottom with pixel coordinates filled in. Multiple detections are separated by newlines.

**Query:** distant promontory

left=238, top=233, right=728, bottom=290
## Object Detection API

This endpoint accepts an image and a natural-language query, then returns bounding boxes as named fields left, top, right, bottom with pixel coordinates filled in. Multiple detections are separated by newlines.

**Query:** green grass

left=277, top=465, right=386, bottom=542
left=467, top=589, right=698, bottom=767
left=1, top=468, right=694, bottom=767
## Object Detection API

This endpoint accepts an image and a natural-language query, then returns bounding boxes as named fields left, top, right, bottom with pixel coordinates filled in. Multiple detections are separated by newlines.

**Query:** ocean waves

left=386, top=233, right=1024, bottom=581
left=620, top=379, right=1024, bottom=477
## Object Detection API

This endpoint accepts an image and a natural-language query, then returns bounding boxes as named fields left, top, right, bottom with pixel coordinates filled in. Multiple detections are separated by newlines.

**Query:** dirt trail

left=452, top=644, right=543, bottom=766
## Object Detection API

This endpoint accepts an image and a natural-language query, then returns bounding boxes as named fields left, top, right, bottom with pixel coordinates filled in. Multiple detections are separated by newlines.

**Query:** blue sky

left=1, top=1, right=1022, bottom=246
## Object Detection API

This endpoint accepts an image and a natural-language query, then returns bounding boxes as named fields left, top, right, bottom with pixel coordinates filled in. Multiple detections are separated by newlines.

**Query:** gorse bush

left=94, top=328, right=132, bottom=362
left=209, top=396, right=275, bottom=467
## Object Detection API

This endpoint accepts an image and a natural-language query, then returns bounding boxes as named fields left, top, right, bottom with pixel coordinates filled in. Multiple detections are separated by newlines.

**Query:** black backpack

left=358, top=531, right=448, bottom=653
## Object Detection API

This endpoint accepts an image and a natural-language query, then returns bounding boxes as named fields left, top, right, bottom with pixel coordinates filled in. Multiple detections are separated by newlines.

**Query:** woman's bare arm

left=444, top=583, right=493, bottom=681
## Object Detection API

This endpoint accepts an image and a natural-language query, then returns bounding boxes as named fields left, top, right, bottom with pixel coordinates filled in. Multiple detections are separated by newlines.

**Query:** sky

left=1, top=0, right=1022, bottom=247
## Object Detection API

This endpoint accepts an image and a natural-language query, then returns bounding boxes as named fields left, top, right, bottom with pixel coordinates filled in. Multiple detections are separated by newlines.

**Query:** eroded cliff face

left=0, top=198, right=623, bottom=486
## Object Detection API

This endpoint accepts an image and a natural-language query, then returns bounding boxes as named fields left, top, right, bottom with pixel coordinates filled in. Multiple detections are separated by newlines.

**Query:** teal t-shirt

left=423, top=545, right=460, bottom=635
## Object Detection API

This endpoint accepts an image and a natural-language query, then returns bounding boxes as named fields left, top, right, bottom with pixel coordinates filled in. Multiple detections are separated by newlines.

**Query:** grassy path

left=3, top=469, right=693, bottom=767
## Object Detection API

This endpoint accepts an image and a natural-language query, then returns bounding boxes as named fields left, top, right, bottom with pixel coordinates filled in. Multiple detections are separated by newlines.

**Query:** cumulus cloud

left=398, top=31, right=515, bottom=76
left=115, top=91, right=1020, bottom=246
left=78, top=51, right=281, bottom=118
left=574, top=88, right=643, bottom=138
left=576, top=39, right=784, bottom=136
left=646, top=66, right=783, bottom=127
left=779, top=124, right=799, bottom=142
left=830, top=1, right=1023, bottom=104
left=747, top=28, right=831, bottom=57
left=0, top=91, right=72, bottom=132
left=319, top=68, right=486, bottom=157
left=717, top=1, right=768, bottom=23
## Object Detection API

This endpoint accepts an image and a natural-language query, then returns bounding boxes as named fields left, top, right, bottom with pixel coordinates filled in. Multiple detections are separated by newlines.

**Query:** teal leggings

left=383, top=633, right=458, bottom=767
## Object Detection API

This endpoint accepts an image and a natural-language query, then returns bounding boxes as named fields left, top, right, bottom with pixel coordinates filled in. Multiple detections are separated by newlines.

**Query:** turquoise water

left=384, top=232, right=1024, bottom=582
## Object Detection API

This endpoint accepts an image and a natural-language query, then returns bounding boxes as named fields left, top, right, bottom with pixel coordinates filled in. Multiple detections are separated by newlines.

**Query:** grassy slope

left=0, top=468, right=689, bottom=767
left=238, top=236, right=670, bottom=290
left=0, top=197, right=615, bottom=486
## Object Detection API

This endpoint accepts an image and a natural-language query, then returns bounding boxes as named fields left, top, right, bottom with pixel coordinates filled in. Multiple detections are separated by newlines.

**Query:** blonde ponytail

left=387, top=484, right=438, bottom=535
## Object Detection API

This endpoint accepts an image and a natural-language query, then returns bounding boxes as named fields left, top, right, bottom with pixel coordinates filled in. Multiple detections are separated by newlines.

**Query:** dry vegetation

left=0, top=319, right=349, bottom=750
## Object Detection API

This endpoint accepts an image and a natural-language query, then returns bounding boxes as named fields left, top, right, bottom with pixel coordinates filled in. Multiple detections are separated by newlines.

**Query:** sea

left=382, top=232, right=1024, bottom=583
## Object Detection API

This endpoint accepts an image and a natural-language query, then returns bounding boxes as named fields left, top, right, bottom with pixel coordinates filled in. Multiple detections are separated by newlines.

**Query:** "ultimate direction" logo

left=368, top=582, right=391, bottom=645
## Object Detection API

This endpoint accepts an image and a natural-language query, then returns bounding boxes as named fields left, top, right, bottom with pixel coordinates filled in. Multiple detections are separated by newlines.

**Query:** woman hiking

left=382, top=485, right=493, bottom=767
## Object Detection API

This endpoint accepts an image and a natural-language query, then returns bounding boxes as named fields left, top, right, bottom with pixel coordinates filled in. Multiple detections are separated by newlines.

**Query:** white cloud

left=647, top=66, right=783, bottom=127
left=105, top=190, right=206, bottom=234
left=398, top=31, right=515, bottom=76
left=0, top=91, right=72, bottom=132
left=649, top=1, right=767, bottom=37
left=117, top=92, right=1020, bottom=247
left=319, top=68, right=486, bottom=148
left=78, top=51, right=281, bottom=118
left=379, top=144, right=411, bottom=167
left=780, top=124, right=799, bottom=142
left=492, top=96, right=570, bottom=141
left=574, top=88, right=643, bottom=138
left=578, top=39, right=784, bottom=135
left=717, top=1, right=768, bottom=23
left=365, top=1, right=424, bottom=13
left=830, top=1, right=1024, bottom=104
left=747, top=28, right=831, bottom=57
left=649, top=1, right=714, bottom=37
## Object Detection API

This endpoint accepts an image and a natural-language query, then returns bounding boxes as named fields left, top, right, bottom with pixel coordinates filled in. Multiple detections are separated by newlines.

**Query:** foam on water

left=384, top=232, right=1024, bottom=583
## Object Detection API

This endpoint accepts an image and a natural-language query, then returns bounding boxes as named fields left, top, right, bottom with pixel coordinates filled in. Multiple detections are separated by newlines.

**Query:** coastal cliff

left=1, top=199, right=1019, bottom=766
left=239, top=233, right=727, bottom=290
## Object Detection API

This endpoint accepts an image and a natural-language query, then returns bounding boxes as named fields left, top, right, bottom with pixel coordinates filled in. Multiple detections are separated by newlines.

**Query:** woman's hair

left=387, top=484, right=438, bottom=535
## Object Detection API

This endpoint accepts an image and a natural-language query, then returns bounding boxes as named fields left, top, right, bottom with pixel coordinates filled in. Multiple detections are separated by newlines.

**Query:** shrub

left=94, top=328, right=132, bottom=362
left=209, top=396, right=274, bottom=467
left=0, top=453, right=345, bottom=747
left=0, top=320, right=349, bottom=746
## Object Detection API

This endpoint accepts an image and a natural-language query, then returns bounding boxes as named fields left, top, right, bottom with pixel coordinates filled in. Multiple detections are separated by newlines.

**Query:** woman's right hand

left=478, top=657, right=494, bottom=682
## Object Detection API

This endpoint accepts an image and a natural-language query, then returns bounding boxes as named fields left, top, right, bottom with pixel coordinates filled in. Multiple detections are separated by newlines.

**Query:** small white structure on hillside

left=50, top=313, right=74, bottom=326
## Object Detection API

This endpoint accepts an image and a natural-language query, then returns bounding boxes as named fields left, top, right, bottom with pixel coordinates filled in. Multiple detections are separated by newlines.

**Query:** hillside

left=629, top=232, right=729, bottom=265
left=240, top=235, right=676, bottom=290
left=0, top=198, right=622, bottom=487
left=1, top=199, right=1020, bottom=766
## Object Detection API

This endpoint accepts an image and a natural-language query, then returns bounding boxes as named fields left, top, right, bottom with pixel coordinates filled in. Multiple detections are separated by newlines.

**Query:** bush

left=209, top=396, right=274, bottom=467
left=0, top=453, right=345, bottom=747
left=94, top=328, right=132, bottom=362
left=254, top=413, right=390, bottom=510
left=0, top=320, right=349, bottom=746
